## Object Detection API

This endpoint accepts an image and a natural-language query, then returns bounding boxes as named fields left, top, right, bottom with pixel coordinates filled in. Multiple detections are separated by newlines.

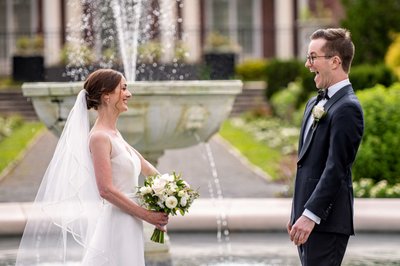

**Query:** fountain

left=22, top=80, right=241, bottom=164
left=21, top=0, right=242, bottom=258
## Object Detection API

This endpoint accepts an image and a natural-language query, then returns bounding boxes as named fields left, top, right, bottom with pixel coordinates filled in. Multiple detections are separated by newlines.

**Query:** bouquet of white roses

left=137, top=172, right=199, bottom=243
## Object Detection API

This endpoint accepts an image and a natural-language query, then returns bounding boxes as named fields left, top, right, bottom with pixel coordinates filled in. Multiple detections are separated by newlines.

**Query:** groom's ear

left=331, top=55, right=342, bottom=70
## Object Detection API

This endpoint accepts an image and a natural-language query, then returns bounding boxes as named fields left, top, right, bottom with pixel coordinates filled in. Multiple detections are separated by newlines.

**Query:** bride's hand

left=143, top=210, right=169, bottom=232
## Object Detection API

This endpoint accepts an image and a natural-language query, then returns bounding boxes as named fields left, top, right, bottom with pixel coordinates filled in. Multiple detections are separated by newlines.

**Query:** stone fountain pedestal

left=22, top=80, right=242, bottom=253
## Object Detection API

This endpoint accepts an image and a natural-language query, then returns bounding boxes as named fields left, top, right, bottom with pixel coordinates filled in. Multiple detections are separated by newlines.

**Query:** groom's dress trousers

left=291, top=84, right=364, bottom=266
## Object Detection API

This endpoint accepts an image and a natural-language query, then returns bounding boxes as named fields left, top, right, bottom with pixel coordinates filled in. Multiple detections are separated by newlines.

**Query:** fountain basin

left=22, top=80, right=242, bottom=163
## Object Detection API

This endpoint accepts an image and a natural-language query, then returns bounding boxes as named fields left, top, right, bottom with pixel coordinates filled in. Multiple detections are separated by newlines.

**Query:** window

left=13, top=0, right=33, bottom=35
left=0, top=0, right=38, bottom=75
left=205, top=0, right=262, bottom=59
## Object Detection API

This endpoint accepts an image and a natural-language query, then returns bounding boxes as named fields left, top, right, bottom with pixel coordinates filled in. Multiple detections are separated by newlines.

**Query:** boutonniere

left=312, top=105, right=327, bottom=128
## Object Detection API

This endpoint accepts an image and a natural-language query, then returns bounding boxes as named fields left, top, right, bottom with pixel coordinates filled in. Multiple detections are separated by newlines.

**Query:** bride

left=16, top=69, right=168, bottom=265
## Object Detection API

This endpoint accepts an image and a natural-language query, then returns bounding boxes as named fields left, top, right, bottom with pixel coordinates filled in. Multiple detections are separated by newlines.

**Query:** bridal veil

left=16, top=90, right=102, bottom=265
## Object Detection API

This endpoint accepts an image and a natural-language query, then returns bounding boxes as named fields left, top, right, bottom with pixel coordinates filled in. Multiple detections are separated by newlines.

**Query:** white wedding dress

left=82, top=133, right=145, bottom=265
left=16, top=91, right=145, bottom=266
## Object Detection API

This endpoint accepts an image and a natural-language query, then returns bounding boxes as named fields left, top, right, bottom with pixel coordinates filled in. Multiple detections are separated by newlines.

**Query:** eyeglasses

left=306, top=54, right=333, bottom=64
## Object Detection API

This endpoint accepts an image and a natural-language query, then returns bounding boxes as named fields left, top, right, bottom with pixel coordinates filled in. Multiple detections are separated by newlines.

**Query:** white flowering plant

left=137, top=172, right=199, bottom=243
left=312, top=105, right=327, bottom=128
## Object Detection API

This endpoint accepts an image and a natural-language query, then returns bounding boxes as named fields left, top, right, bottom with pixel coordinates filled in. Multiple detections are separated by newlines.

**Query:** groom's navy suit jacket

left=290, top=84, right=364, bottom=236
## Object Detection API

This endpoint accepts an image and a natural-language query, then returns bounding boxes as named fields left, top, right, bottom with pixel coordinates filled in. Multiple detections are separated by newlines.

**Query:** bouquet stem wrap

left=151, top=228, right=165, bottom=243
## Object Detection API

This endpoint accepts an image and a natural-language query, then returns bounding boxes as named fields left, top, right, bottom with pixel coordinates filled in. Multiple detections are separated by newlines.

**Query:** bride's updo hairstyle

left=84, top=69, right=123, bottom=110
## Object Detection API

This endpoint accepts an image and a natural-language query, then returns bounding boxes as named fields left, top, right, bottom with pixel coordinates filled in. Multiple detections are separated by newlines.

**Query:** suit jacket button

left=297, top=164, right=302, bottom=168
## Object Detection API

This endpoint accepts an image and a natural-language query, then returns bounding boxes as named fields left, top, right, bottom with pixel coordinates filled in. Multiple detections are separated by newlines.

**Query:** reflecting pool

left=2, top=232, right=400, bottom=265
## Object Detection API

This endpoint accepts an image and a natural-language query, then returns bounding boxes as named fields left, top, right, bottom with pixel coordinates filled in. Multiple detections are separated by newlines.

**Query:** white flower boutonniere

left=312, top=105, right=327, bottom=128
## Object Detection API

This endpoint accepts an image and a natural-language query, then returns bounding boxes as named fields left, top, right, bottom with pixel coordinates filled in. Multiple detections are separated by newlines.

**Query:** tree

left=341, top=0, right=400, bottom=65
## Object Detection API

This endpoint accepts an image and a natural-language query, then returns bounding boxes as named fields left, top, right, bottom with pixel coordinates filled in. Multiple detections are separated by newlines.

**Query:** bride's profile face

left=110, top=77, right=131, bottom=113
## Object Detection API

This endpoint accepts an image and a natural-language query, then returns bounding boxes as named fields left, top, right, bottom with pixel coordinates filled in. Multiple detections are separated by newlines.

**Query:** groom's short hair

left=311, top=28, right=354, bottom=73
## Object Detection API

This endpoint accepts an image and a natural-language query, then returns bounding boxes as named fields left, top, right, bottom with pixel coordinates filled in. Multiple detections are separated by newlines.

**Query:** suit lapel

left=323, top=85, right=353, bottom=113
left=298, top=98, right=317, bottom=153
left=298, top=85, right=354, bottom=162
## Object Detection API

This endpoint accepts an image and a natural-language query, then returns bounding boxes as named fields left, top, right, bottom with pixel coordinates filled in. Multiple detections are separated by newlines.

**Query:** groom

left=287, top=28, right=364, bottom=266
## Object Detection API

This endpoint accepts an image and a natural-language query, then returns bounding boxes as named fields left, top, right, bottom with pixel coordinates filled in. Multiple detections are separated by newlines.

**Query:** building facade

left=0, top=0, right=342, bottom=77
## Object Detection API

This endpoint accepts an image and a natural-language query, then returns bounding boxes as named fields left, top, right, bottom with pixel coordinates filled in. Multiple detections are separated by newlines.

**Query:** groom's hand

left=289, top=215, right=315, bottom=246
left=286, top=220, right=292, bottom=234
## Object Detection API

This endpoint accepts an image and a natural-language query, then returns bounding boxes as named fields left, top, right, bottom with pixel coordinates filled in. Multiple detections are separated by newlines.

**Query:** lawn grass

left=0, top=122, right=44, bottom=174
left=218, top=120, right=282, bottom=180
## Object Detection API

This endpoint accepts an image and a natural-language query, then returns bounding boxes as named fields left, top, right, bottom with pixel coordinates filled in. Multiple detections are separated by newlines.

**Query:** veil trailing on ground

left=16, top=90, right=102, bottom=265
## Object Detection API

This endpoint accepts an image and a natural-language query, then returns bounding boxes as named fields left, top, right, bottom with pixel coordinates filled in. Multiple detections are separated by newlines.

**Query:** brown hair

left=84, top=69, right=123, bottom=110
left=310, top=28, right=355, bottom=73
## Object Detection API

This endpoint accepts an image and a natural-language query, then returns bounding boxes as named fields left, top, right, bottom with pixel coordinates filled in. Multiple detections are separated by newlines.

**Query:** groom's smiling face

left=305, top=38, right=335, bottom=90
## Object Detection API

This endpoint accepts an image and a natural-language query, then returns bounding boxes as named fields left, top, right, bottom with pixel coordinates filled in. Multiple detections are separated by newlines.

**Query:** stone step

left=0, top=90, right=37, bottom=120
left=230, top=84, right=269, bottom=116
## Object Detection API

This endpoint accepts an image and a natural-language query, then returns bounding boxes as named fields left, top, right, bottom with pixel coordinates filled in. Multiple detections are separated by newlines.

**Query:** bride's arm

left=124, top=140, right=160, bottom=176
left=89, top=132, right=168, bottom=230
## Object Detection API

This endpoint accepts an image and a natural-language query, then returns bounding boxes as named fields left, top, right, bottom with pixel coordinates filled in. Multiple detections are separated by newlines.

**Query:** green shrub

left=235, top=59, right=268, bottom=81
left=16, top=35, right=44, bottom=55
left=353, top=178, right=400, bottom=198
left=341, top=0, right=400, bottom=65
left=264, top=59, right=304, bottom=99
left=0, top=115, right=24, bottom=142
left=353, top=83, right=400, bottom=184
left=349, top=64, right=397, bottom=91
left=270, top=81, right=302, bottom=122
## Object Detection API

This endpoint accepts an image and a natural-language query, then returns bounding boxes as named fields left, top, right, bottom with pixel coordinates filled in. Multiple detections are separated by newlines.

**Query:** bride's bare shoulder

left=89, top=130, right=111, bottom=146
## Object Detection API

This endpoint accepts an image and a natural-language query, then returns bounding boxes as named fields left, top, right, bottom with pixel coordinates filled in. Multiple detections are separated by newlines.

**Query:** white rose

left=139, top=186, right=152, bottom=195
left=165, top=196, right=178, bottom=209
left=167, top=185, right=177, bottom=195
left=152, top=178, right=167, bottom=194
left=180, top=196, right=187, bottom=207
left=312, top=105, right=325, bottom=121
left=160, top=173, right=174, bottom=182
left=178, top=190, right=185, bottom=197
